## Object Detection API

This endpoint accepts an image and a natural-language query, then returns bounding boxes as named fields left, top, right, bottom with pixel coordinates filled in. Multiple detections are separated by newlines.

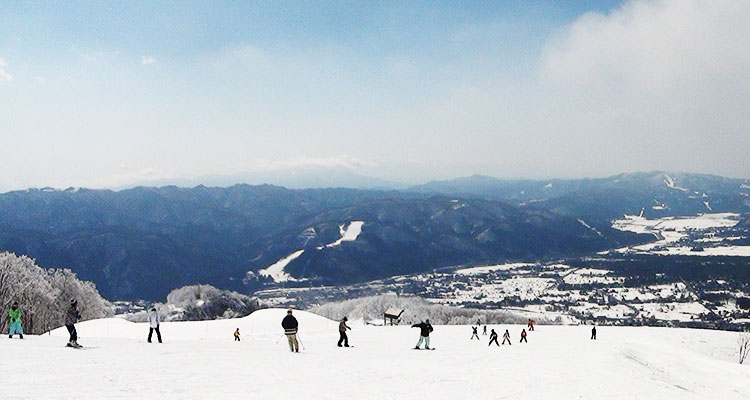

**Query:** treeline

left=124, top=284, right=259, bottom=322
left=310, top=294, right=557, bottom=325
left=0, top=252, right=113, bottom=334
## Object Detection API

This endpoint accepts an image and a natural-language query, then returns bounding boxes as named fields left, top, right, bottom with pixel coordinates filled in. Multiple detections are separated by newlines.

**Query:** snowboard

left=66, top=343, right=95, bottom=349
left=412, top=347, right=436, bottom=350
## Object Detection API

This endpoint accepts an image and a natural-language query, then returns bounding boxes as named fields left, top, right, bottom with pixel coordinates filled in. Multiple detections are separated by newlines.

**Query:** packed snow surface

left=5, top=309, right=749, bottom=399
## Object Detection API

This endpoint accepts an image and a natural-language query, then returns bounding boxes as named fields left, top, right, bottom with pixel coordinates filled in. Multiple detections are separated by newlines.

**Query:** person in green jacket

left=8, top=302, right=23, bottom=339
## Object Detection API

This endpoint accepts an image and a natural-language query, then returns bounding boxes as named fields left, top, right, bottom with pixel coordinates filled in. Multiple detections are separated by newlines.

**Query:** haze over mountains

left=1, top=171, right=748, bottom=301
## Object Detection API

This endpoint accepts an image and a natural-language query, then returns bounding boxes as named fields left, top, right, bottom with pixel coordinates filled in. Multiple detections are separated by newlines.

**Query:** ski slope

left=4, top=309, right=749, bottom=399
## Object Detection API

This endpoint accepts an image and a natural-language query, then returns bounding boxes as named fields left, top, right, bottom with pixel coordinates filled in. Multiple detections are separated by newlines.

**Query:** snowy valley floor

left=4, top=309, right=750, bottom=400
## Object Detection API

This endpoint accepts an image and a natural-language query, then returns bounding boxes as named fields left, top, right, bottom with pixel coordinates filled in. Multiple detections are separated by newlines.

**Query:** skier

left=520, top=329, right=528, bottom=343
left=282, top=309, right=299, bottom=352
left=528, top=319, right=535, bottom=331
left=338, top=316, right=351, bottom=347
left=471, top=326, right=479, bottom=340
left=147, top=307, right=162, bottom=343
left=502, top=329, right=511, bottom=345
left=591, top=325, right=597, bottom=340
left=488, top=329, right=499, bottom=346
left=482, top=325, right=487, bottom=335
left=8, top=301, right=23, bottom=339
left=234, top=328, right=241, bottom=341
left=412, top=319, right=433, bottom=349
left=65, top=299, right=81, bottom=348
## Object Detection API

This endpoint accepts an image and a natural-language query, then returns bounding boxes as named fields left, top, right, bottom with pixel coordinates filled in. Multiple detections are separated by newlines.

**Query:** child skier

left=282, top=309, right=299, bottom=352
left=520, top=329, right=528, bottom=343
left=338, top=317, right=351, bottom=347
left=528, top=319, right=535, bottom=331
left=471, top=326, right=479, bottom=340
left=502, top=329, right=511, bottom=345
left=412, top=319, right=433, bottom=349
left=147, top=307, right=162, bottom=343
left=8, top=302, right=23, bottom=339
left=488, top=329, right=499, bottom=346
left=234, top=328, right=241, bottom=341
left=65, top=299, right=81, bottom=348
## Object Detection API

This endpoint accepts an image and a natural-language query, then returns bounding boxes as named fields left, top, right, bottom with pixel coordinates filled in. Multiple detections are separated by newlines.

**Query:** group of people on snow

left=7, top=302, right=599, bottom=351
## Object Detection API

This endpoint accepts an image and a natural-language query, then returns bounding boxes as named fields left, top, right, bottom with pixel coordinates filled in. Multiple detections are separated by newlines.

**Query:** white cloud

left=241, top=155, right=375, bottom=172
left=140, top=56, right=157, bottom=65
left=0, top=59, right=13, bottom=82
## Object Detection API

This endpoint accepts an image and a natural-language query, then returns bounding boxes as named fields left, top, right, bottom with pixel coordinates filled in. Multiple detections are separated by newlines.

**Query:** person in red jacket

left=520, top=329, right=528, bottom=343
left=528, top=319, right=535, bottom=331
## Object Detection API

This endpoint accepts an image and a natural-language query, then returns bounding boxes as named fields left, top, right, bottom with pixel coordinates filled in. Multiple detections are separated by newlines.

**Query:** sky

left=1, top=0, right=749, bottom=191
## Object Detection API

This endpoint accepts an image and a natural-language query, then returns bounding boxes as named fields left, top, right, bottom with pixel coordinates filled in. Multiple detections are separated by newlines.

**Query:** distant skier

left=282, top=309, right=299, bottom=352
left=488, top=329, right=499, bottom=346
left=8, top=301, right=23, bottom=339
left=471, top=326, right=479, bottom=340
left=412, top=319, right=433, bottom=349
left=65, top=299, right=81, bottom=348
left=502, top=329, right=511, bottom=345
left=528, top=319, right=535, bottom=331
left=591, top=326, right=597, bottom=340
left=338, top=317, right=351, bottom=347
left=234, top=328, right=241, bottom=341
left=477, top=318, right=481, bottom=326
left=147, top=307, right=162, bottom=343
left=482, top=325, right=487, bottom=335
left=520, top=329, right=528, bottom=343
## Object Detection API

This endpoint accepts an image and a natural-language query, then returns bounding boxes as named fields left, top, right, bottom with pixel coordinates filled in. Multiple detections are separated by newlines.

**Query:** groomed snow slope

left=5, top=309, right=749, bottom=399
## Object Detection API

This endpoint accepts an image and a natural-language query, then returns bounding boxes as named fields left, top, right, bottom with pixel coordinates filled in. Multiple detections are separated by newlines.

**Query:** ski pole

left=297, top=334, right=306, bottom=351
left=275, top=333, right=285, bottom=344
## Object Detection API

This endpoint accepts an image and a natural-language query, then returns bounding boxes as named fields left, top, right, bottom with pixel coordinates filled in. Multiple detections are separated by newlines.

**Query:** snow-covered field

left=4, top=309, right=749, bottom=399
left=611, top=213, right=750, bottom=256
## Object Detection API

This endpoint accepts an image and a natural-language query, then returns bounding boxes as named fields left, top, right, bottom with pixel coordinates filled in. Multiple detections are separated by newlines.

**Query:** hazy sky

left=1, top=0, right=748, bottom=191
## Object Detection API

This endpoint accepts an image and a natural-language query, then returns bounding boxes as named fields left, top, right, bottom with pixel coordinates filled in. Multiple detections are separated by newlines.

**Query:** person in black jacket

left=471, top=326, right=479, bottom=340
left=488, top=329, right=499, bottom=346
left=591, top=325, right=597, bottom=340
left=411, top=319, right=433, bottom=349
left=281, top=309, right=300, bottom=352
left=65, top=299, right=82, bottom=348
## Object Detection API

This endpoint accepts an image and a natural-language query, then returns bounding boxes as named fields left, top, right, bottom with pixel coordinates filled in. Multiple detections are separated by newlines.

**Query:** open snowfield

left=4, top=309, right=749, bottom=400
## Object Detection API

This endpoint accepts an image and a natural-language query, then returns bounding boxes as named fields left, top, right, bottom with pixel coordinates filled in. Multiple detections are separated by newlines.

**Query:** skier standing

left=282, top=309, right=299, bottom=352
left=528, top=319, right=535, bottom=331
left=412, top=319, right=433, bottom=349
left=8, top=302, right=23, bottom=339
left=338, top=317, right=351, bottom=347
left=234, top=328, right=241, bottom=341
left=591, top=326, right=597, bottom=340
left=502, top=329, right=511, bottom=345
left=488, top=329, right=499, bottom=346
left=482, top=325, right=487, bottom=335
left=65, top=299, right=81, bottom=348
left=520, top=329, right=528, bottom=343
left=471, top=326, right=479, bottom=340
left=147, top=307, right=162, bottom=343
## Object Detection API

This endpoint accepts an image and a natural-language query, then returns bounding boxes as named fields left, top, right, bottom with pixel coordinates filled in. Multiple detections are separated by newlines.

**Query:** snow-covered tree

left=0, top=252, right=113, bottom=334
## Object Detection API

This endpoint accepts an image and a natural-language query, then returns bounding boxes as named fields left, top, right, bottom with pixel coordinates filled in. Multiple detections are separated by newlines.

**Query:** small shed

left=384, top=307, right=404, bottom=326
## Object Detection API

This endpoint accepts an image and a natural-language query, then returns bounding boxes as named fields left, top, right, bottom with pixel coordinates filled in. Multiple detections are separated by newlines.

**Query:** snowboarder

left=282, top=309, right=299, bottom=352
left=502, top=329, right=511, bottom=345
left=234, top=328, right=241, bottom=341
left=528, top=319, right=535, bottom=331
left=8, top=302, right=23, bottom=339
left=591, top=325, right=597, bottom=340
left=65, top=299, right=81, bottom=348
left=488, top=329, right=499, bottom=346
left=412, top=319, right=433, bottom=349
left=471, top=326, right=479, bottom=340
left=482, top=325, right=487, bottom=335
left=147, top=307, right=162, bottom=343
left=338, top=317, right=351, bottom=347
left=520, top=329, right=528, bottom=343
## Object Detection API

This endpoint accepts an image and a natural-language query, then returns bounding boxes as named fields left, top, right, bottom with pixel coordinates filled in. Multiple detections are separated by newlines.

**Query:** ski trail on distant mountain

left=259, top=221, right=364, bottom=282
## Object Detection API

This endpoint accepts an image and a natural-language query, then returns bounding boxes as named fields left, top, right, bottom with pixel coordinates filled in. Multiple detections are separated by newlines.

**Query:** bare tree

left=740, top=332, right=750, bottom=365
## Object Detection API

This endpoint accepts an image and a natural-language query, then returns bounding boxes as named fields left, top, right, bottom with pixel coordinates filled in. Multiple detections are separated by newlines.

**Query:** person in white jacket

left=148, top=307, right=162, bottom=343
